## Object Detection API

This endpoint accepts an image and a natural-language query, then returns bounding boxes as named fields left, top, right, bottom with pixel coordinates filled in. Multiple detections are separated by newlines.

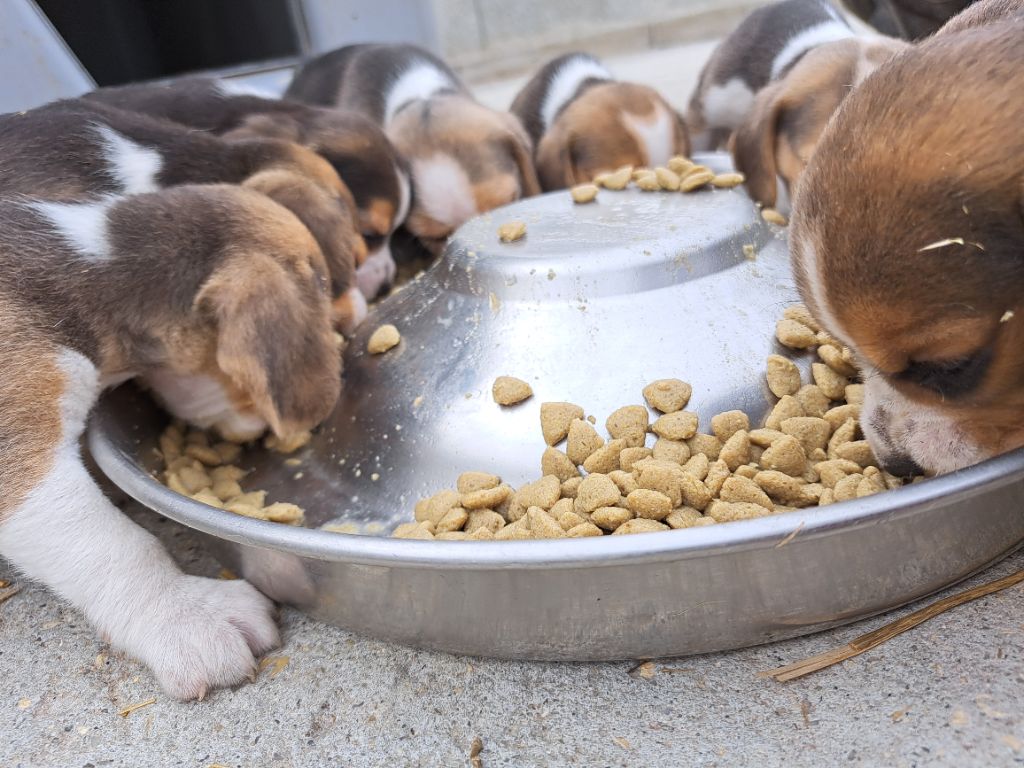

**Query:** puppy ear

left=502, top=114, right=543, bottom=197
left=731, top=81, right=787, bottom=208
left=223, top=114, right=304, bottom=143
left=672, top=109, right=692, bottom=158
left=196, top=253, right=341, bottom=437
left=535, top=128, right=578, bottom=191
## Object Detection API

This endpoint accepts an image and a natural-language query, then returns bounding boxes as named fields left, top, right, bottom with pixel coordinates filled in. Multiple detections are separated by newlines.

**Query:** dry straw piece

left=762, top=568, right=1024, bottom=682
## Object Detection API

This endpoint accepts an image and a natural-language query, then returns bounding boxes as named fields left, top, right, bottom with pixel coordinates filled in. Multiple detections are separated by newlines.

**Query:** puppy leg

left=0, top=348, right=279, bottom=700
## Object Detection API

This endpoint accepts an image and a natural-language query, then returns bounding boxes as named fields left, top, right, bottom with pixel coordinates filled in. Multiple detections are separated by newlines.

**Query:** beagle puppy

left=0, top=99, right=368, bottom=332
left=84, top=78, right=409, bottom=299
left=789, top=0, right=1024, bottom=476
left=0, top=184, right=341, bottom=698
left=285, top=44, right=541, bottom=255
left=686, top=0, right=854, bottom=151
left=730, top=35, right=908, bottom=209
left=510, top=53, right=690, bottom=192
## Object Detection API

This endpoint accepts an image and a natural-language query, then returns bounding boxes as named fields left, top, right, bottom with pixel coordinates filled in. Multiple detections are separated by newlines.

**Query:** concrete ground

left=4, top=36, right=1024, bottom=768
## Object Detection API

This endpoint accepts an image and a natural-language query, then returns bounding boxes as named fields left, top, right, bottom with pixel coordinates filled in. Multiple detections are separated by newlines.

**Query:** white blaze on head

left=702, top=77, right=756, bottom=131
left=412, top=154, right=478, bottom=231
left=93, top=124, right=163, bottom=195
left=770, top=20, right=855, bottom=80
left=540, top=56, right=611, bottom=132
left=621, top=104, right=675, bottom=168
left=29, top=197, right=117, bottom=262
left=384, top=63, right=456, bottom=125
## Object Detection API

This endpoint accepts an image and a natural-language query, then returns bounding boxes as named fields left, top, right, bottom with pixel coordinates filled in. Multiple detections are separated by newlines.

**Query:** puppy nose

left=880, top=454, right=924, bottom=479
left=376, top=282, right=393, bottom=299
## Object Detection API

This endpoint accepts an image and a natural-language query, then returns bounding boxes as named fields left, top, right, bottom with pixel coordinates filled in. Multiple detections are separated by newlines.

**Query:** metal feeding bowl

left=89, top=155, right=1024, bottom=661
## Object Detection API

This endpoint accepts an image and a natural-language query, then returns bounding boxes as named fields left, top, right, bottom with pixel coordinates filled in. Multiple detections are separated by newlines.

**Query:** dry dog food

left=367, top=324, right=401, bottom=354
left=761, top=208, right=788, bottom=226
left=156, top=424, right=306, bottom=526
left=497, top=220, right=527, bottom=242
left=393, top=303, right=922, bottom=540
left=493, top=376, right=534, bottom=405
left=570, top=183, right=599, bottom=204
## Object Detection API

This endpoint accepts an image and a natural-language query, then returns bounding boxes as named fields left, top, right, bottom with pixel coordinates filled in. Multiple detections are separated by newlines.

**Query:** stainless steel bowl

left=88, top=155, right=1024, bottom=660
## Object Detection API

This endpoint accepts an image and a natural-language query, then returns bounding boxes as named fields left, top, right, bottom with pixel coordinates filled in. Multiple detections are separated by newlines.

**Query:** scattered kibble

left=367, top=324, right=401, bottom=354
left=498, top=220, right=527, bottom=242
left=492, top=376, right=534, bottom=405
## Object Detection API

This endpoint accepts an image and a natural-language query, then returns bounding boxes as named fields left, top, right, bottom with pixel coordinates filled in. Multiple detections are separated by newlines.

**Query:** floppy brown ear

left=535, top=128, right=578, bottom=191
left=196, top=253, right=341, bottom=438
left=731, top=81, right=788, bottom=208
left=503, top=114, right=543, bottom=197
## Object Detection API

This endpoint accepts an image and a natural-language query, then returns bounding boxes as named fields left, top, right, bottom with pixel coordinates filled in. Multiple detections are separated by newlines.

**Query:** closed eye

left=895, top=350, right=991, bottom=399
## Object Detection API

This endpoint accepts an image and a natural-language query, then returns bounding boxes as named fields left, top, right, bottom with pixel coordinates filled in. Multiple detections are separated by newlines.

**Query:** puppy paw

left=134, top=576, right=280, bottom=700
left=356, top=249, right=397, bottom=300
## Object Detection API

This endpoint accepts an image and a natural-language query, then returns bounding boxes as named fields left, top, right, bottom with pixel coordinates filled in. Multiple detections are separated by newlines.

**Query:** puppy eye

left=896, top=350, right=991, bottom=398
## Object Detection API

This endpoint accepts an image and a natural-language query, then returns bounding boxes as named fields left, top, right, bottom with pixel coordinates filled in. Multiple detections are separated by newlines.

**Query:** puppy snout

left=878, top=454, right=924, bottom=479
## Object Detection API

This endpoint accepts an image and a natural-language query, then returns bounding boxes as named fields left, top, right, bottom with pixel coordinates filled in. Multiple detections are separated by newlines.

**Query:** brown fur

left=791, top=11, right=1024, bottom=458
left=534, top=82, right=689, bottom=191
left=732, top=37, right=907, bottom=208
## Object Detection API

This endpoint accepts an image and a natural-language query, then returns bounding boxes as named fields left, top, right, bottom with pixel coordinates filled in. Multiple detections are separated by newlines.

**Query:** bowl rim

left=87, top=408, right=1024, bottom=570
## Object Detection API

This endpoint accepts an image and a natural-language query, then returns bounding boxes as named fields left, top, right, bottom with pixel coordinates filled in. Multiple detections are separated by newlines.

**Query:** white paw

left=129, top=576, right=280, bottom=700
left=356, top=247, right=397, bottom=299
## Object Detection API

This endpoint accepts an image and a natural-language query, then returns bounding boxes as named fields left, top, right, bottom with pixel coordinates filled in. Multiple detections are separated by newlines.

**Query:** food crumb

left=761, top=208, right=788, bottom=226
left=570, top=183, right=599, bottom=203
left=367, top=324, right=400, bottom=354
left=497, top=220, right=527, bottom=242
left=493, top=376, right=534, bottom=405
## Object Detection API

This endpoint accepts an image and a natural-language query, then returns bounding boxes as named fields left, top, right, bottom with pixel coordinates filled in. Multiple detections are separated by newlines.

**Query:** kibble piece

left=159, top=426, right=184, bottom=462
left=765, top=395, right=805, bottom=430
left=211, top=478, right=244, bottom=502
left=436, top=507, right=470, bottom=533
left=566, top=419, right=605, bottom=465
left=458, top=472, right=501, bottom=495
left=652, top=411, right=699, bottom=441
left=857, top=473, right=886, bottom=497
left=681, top=452, right=710, bottom=480
left=759, top=435, right=807, bottom=476
left=540, top=402, right=585, bottom=445
left=626, top=489, right=673, bottom=520
left=761, top=208, right=788, bottom=226
left=835, top=440, right=875, bottom=468
left=465, top=509, right=506, bottom=534
left=213, top=442, right=242, bottom=464
left=828, top=418, right=859, bottom=458
left=734, top=464, right=759, bottom=480
left=528, top=507, right=567, bottom=538
left=367, top=324, right=401, bottom=354
left=495, top=518, right=534, bottom=540
left=635, top=171, right=661, bottom=191
left=823, top=404, right=861, bottom=431
left=687, top=433, right=722, bottom=460
left=776, top=318, right=816, bottom=349
left=574, top=474, right=621, bottom=514
left=719, top=429, right=751, bottom=471
left=818, top=488, right=836, bottom=506
left=210, top=464, right=246, bottom=484
left=583, top=438, right=626, bottom=474
left=417, top=489, right=461, bottom=523
left=570, top=183, right=599, bottom=203
left=643, top=379, right=692, bottom=413
left=606, top=405, right=649, bottom=447
left=655, top=166, right=681, bottom=190
left=815, top=459, right=862, bottom=488
left=591, top=506, right=633, bottom=531
left=540, top=447, right=580, bottom=481
left=498, top=220, right=527, bottom=242
left=224, top=501, right=268, bottom=520
left=711, top=410, right=750, bottom=442
left=608, top=470, right=639, bottom=496
left=783, top=304, right=820, bottom=332
left=492, top=376, right=533, bottom=405
left=766, top=355, right=802, bottom=397
left=602, top=165, right=633, bottom=190
left=706, top=500, right=774, bottom=522
left=754, top=470, right=807, bottom=505
left=185, top=443, right=223, bottom=467
left=666, top=507, right=703, bottom=528
left=619, top=446, right=653, bottom=471
left=720, top=476, right=774, bottom=510
left=567, top=522, right=604, bottom=537
left=653, top=438, right=690, bottom=464
left=795, top=384, right=831, bottom=417
left=178, top=464, right=212, bottom=494
left=780, top=417, right=831, bottom=454
left=614, top=518, right=670, bottom=535
left=711, top=172, right=745, bottom=188
left=561, top=476, right=583, bottom=498
left=436, top=532, right=470, bottom=541
left=818, top=344, right=858, bottom=378
left=678, top=474, right=712, bottom=511
left=636, top=460, right=688, bottom=506
left=462, top=483, right=513, bottom=510
left=513, top=476, right=560, bottom=511
left=192, top=489, right=224, bottom=509
left=833, top=473, right=864, bottom=501
left=680, top=170, right=715, bottom=191
left=749, top=428, right=785, bottom=448
left=667, top=156, right=694, bottom=175
left=844, top=384, right=865, bottom=405
left=812, top=363, right=848, bottom=400
left=393, top=522, right=435, bottom=540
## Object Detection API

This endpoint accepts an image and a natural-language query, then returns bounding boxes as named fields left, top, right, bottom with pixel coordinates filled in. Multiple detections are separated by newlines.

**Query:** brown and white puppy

left=730, top=35, right=907, bottom=209
left=84, top=78, right=408, bottom=299
left=286, top=44, right=541, bottom=255
left=510, top=53, right=689, bottom=192
left=687, top=0, right=854, bottom=151
left=0, top=99, right=368, bottom=332
left=789, top=2, right=1024, bottom=476
left=0, top=184, right=341, bottom=698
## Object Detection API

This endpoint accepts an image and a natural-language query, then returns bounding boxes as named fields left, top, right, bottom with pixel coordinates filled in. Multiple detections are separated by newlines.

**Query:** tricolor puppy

left=686, top=0, right=854, bottom=152
left=286, top=44, right=541, bottom=255
left=1, top=99, right=368, bottom=332
left=790, top=1, right=1024, bottom=476
left=730, top=35, right=907, bottom=209
left=510, top=53, right=689, bottom=192
left=84, top=78, right=408, bottom=299
left=0, top=184, right=341, bottom=698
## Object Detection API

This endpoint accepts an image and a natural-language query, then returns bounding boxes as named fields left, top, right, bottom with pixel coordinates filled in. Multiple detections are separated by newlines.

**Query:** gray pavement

left=2, top=500, right=1022, bottom=767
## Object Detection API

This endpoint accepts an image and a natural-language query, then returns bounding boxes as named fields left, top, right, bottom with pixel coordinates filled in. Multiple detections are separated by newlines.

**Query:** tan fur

left=732, top=37, right=908, bottom=207
left=791, top=10, right=1024, bottom=461
left=534, top=82, right=689, bottom=191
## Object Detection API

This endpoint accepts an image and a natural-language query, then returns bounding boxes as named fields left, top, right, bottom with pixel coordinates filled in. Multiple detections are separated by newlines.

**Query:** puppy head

left=534, top=82, right=689, bottom=191
left=388, top=95, right=541, bottom=253
left=732, top=37, right=908, bottom=208
left=158, top=190, right=342, bottom=442
left=790, top=22, right=1024, bottom=475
